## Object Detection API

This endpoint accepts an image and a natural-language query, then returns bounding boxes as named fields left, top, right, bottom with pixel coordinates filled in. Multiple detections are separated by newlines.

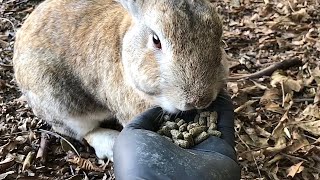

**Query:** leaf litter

left=215, top=0, right=320, bottom=178
left=0, top=0, right=319, bottom=179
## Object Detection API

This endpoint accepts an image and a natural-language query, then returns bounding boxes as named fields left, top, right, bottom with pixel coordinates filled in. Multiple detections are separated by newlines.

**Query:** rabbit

left=13, top=0, right=228, bottom=161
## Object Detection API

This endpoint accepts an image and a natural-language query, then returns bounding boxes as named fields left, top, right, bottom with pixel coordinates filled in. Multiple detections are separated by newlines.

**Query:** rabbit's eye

left=152, top=34, right=161, bottom=49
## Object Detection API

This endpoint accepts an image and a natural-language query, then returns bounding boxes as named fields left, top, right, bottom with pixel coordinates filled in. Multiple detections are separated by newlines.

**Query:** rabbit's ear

left=117, top=0, right=144, bottom=19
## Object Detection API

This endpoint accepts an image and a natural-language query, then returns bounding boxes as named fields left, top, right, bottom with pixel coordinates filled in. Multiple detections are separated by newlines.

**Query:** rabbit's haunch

left=157, top=111, right=221, bottom=148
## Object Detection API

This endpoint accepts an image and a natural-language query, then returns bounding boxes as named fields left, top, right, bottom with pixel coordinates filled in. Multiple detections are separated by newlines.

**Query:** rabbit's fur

left=13, top=0, right=228, bottom=160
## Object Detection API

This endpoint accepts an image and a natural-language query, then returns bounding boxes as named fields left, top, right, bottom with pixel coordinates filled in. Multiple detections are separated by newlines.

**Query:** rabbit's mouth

left=156, top=91, right=218, bottom=113
left=157, top=96, right=208, bottom=113
left=157, top=96, right=181, bottom=113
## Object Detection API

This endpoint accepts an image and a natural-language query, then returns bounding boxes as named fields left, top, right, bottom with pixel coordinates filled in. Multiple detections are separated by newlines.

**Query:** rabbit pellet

left=157, top=111, right=221, bottom=148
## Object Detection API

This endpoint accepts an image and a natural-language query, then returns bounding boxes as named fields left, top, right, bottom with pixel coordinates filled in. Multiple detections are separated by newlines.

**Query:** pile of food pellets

left=157, top=111, right=221, bottom=148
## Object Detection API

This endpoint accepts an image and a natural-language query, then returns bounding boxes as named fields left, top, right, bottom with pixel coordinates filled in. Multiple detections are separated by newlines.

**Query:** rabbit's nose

left=186, top=96, right=211, bottom=109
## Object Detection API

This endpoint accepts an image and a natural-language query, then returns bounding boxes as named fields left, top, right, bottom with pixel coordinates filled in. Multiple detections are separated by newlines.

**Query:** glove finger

left=125, top=106, right=164, bottom=131
left=205, top=89, right=233, bottom=112
left=202, top=90, right=235, bottom=147
left=191, top=136, right=237, bottom=162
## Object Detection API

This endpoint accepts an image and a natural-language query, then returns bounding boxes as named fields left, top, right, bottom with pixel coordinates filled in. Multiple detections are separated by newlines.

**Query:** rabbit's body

left=13, top=0, right=227, bottom=160
left=14, top=0, right=152, bottom=136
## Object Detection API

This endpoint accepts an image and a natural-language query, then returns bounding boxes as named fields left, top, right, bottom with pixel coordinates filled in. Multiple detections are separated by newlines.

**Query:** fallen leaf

left=298, top=120, right=320, bottom=136
left=315, top=87, right=320, bottom=104
left=22, top=151, right=35, bottom=171
left=264, top=154, right=283, bottom=167
left=265, top=136, right=287, bottom=153
left=285, top=137, right=310, bottom=154
left=65, top=175, right=83, bottom=180
left=260, top=88, right=280, bottom=105
left=13, top=154, right=25, bottom=164
left=0, top=80, right=6, bottom=90
left=312, top=67, right=320, bottom=85
left=0, top=156, right=15, bottom=173
left=227, top=82, right=239, bottom=94
left=269, top=163, right=280, bottom=180
left=255, top=125, right=271, bottom=138
left=287, top=161, right=304, bottom=177
left=272, top=112, right=288, bottom=139
left=67, top=156, right=104, bottom=172
left=0, top=140, right=18, bottom=156
left=265, top=102, right=285, bottom=114
left=15, top=136, right=28, bottom=144
left=270, top=71, right=303, bottom=93
left=283, top=127, right=291, bottom=139
left=290, top=9, right=310, bottom=22
left=301, top=104, right=320, bottom=119
left=0, top=171, right=14, bottom=180
left=60, top=139, right=77, bottom=154
left=234, top=100, right=257, bottom=113
left=241, top=85, right=263, bottom=94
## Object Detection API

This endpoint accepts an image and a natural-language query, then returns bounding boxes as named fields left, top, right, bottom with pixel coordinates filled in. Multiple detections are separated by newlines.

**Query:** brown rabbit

left=13, top=0, right=228, bottom=161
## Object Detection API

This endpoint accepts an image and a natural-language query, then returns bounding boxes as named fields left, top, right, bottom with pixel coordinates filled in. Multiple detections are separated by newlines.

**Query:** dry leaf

left=22, top=151, right=35, bottom=171
left=315, top=87, right=320, bottom=104
left=0, top=171, right=14, bottom=180
left=270, top=71, right=303, bottom=93
left=13, top=154, right=25, bottom=164
left=230, top=0, right=241, bottom=7
left=290, top=9, right=310, bottom=22
left=301, top=104, right=320, bottom=119
left=286, top=137, right=310, bottom=154
left=67, top=156, right=104, bottom=172
left=283, top=127, right=291, bottom=139
left=265, top=102, right=285, bottom=114
left=298, top=120, right=320, bottom=136
left=272, top=112, right=289, bottom=139
left=0, top=140, right=18, bottom=156
left=269, top=164, right=280, bottom=180
left=264, top=154, right=283, bottom=167
left=260, top=88, right=280, bottom=105
left=287, top=161, right=304, bottom=177
left=227, top=82, right=239, bottom=94
left=265, top=136, right=287, bottom=153
left=234, top=100, right=257, bottom=113
left=312, top=67, right=320, bottom=85
left=241, top=85, right=262, bottom=94
left=15, top=136, right=27, bottom=144
left=0, top=156, right=15, bottom=173
left=243, top=127, right=269, bottom=146
left=255, top=125, right=271, bottom=138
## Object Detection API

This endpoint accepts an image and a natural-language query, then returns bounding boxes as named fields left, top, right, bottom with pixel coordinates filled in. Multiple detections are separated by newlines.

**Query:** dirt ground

left=0, top=0, right=319, bottom=179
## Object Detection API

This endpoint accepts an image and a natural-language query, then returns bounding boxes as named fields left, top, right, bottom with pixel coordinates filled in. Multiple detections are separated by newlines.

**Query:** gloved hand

left=113, top=90, right=240, bottom=180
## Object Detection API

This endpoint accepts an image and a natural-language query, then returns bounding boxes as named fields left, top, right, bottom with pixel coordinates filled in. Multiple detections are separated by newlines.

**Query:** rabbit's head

left=120, top=0, right=227, bottom=112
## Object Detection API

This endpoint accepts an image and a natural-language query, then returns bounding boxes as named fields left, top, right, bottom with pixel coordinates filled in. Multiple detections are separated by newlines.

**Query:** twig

left=280, top=153, right=308, bottom=162
left=251, top=97, right=314, bottom=103
left=1, top=131, right=31, bottom=139
left=36, top=132, right=49, bottom=163
left=37, top=129, right=90, bottom=178
left=70, top=165, right=75, bottom=176
left=38, top=129, right=80, bottom=157
left=286, top=0, right=295, bottom=12
left=236, top=133, right=262, bottom=178
left=0, top=63, right=13, bottom=70
left=228, top=58, right=303, bottom=81
left=302, top=134, right=320, bottom=146
left=0, top=18, right=16, bottom=32
left=281, top=81, right=285, bottom=107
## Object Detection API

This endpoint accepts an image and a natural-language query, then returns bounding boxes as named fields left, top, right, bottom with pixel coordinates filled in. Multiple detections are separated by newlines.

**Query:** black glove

left=113, top=91, right=240, bottom=180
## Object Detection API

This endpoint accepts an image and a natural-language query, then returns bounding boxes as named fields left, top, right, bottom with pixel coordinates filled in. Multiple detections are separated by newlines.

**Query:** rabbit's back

left=13, top=0, right=149, bottom=139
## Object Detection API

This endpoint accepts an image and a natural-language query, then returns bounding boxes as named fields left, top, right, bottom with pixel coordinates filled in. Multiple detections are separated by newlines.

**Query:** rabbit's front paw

left=84, top=128, right=120, bottom=162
